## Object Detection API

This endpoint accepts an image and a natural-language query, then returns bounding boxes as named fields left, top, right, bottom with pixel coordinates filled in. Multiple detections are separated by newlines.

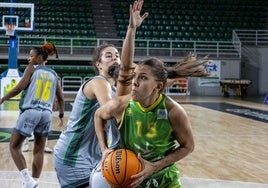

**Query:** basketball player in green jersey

left=94, top=58, right=195, bottom=188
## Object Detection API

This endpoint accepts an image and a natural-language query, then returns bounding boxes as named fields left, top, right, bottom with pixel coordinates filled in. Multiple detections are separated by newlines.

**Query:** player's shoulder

left=88, top=75, right=110, bottom=86
left=165, top=95, right=185, bottom=112
left=85, top=76, right=112, bottom=94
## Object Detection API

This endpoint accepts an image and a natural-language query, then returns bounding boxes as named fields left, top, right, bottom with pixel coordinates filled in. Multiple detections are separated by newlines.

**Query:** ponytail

left=42, top=42, right=58, bottom=59
left=166, top=52, right=211, bottom=78
left=115, top=52, right=211, bottom=87
left=32, top=42, right=58, bottom=61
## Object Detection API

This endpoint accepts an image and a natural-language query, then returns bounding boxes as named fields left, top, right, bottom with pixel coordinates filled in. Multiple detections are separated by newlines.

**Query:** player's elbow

left=183, top=139, right=195, bottom=155
left=189, top=142, right=195, bottom=153
left=94, top=108, right=103, bottom=125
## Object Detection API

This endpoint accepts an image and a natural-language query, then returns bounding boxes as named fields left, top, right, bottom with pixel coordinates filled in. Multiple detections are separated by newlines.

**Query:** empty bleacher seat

left=111, top=0, right=267, bottom=41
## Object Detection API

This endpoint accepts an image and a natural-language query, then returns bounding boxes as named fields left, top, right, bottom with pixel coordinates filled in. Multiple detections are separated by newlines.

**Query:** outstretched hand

left=129, top=0, right=149, bottom=28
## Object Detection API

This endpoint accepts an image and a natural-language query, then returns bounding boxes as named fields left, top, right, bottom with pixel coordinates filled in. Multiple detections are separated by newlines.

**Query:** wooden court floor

left=0, top=96, right=267, bottom=188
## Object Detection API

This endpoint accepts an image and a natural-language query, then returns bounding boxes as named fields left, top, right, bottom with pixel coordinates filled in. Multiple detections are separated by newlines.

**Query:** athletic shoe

left=22, top=178, right=38, bottom=188
left=22, top=139, right=29, bottom=152
left=44, top=146, right=53, bottom=153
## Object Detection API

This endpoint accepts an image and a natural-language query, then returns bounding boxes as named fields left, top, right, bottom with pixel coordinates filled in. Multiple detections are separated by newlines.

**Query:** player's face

left=98, top=47, right=121, bottom=75
left=28, top=49, right=41, bottom=65
left=132, top=65, right=162, bottom=106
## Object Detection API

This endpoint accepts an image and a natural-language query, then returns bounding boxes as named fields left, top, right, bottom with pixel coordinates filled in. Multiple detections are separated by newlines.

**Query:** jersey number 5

left=136, top=121, right=157, bottom=138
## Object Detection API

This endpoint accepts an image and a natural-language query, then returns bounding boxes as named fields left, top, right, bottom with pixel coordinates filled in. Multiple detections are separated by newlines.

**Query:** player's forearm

left=116, top=27, right=136, bottom=96
left=57, top=95, right=65, bottom=114
left=96, top=128, right=108, bottom=152
left=153, top=143, right=194, bottom=172
left=58, top=100, right=65, bottom=117
left=121, top=26, right=136, bottom=70
left=94, top=111, right=109, bottom=151
left=1, top=87, right=21, bottom=102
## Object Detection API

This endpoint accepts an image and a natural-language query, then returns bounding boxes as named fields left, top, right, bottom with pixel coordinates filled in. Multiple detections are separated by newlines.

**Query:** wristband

left=59, top=113, right=64, bottom=118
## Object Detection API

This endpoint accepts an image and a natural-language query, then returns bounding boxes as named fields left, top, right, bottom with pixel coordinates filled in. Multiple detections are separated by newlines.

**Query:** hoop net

left=5, top=24, right=16, bottom=36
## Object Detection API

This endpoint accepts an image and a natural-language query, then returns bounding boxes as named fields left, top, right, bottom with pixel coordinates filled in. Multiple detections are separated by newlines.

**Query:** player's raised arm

left=116, top=0, right=148, bottom=96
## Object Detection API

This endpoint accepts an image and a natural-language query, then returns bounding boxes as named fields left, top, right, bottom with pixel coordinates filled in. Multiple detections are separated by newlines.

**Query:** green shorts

left=138, top=164, right=182, bottom=188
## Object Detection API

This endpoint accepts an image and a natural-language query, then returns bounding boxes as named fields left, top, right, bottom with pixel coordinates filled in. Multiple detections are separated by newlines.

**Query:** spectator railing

left=2, top=30, right=268, bottom=94
left=0, top=35, right=241, bottom=59
left=62, top=76, right=83, bottom=94
left=233, top=30, right=268, bottom=46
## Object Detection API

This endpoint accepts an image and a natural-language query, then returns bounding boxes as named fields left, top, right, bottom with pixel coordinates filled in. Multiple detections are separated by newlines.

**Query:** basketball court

left=0, top=2, right=267, bottom=188
left=0, top=96, right=268, bottom=188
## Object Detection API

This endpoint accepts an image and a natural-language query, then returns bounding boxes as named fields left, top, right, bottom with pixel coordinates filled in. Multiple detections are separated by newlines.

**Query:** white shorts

left=90, top=162, right=111, bottom=188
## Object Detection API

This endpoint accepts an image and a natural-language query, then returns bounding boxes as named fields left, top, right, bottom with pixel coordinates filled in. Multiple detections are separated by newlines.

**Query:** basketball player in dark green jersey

left=94, top=58, right=195, bottom=188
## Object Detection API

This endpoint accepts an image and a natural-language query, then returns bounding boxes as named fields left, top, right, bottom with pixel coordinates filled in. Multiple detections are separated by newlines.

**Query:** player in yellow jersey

left=0, top=42, right=64, bottom=188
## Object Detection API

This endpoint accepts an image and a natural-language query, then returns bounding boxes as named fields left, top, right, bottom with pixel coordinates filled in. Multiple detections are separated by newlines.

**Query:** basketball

left=101, top=149, right=142, bottom=187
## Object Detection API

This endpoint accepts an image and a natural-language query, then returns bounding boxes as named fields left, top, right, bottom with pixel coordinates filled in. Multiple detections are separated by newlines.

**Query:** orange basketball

left=101, top=149, right=142, bottom=188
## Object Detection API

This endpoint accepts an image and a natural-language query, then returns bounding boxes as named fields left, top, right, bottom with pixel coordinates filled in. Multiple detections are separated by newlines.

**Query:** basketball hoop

left=5, top=24, right=16, bottom=36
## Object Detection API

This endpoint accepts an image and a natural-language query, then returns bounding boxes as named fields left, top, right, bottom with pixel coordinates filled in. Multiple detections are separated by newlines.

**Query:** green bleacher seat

left=111, top=0, right=266, bottom=41
left=4, top=0, right=267, bottom=43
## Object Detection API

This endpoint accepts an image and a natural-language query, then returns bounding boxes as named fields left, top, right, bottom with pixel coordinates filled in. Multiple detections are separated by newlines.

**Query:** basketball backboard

left=0, top=3, right=34, bottom=32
